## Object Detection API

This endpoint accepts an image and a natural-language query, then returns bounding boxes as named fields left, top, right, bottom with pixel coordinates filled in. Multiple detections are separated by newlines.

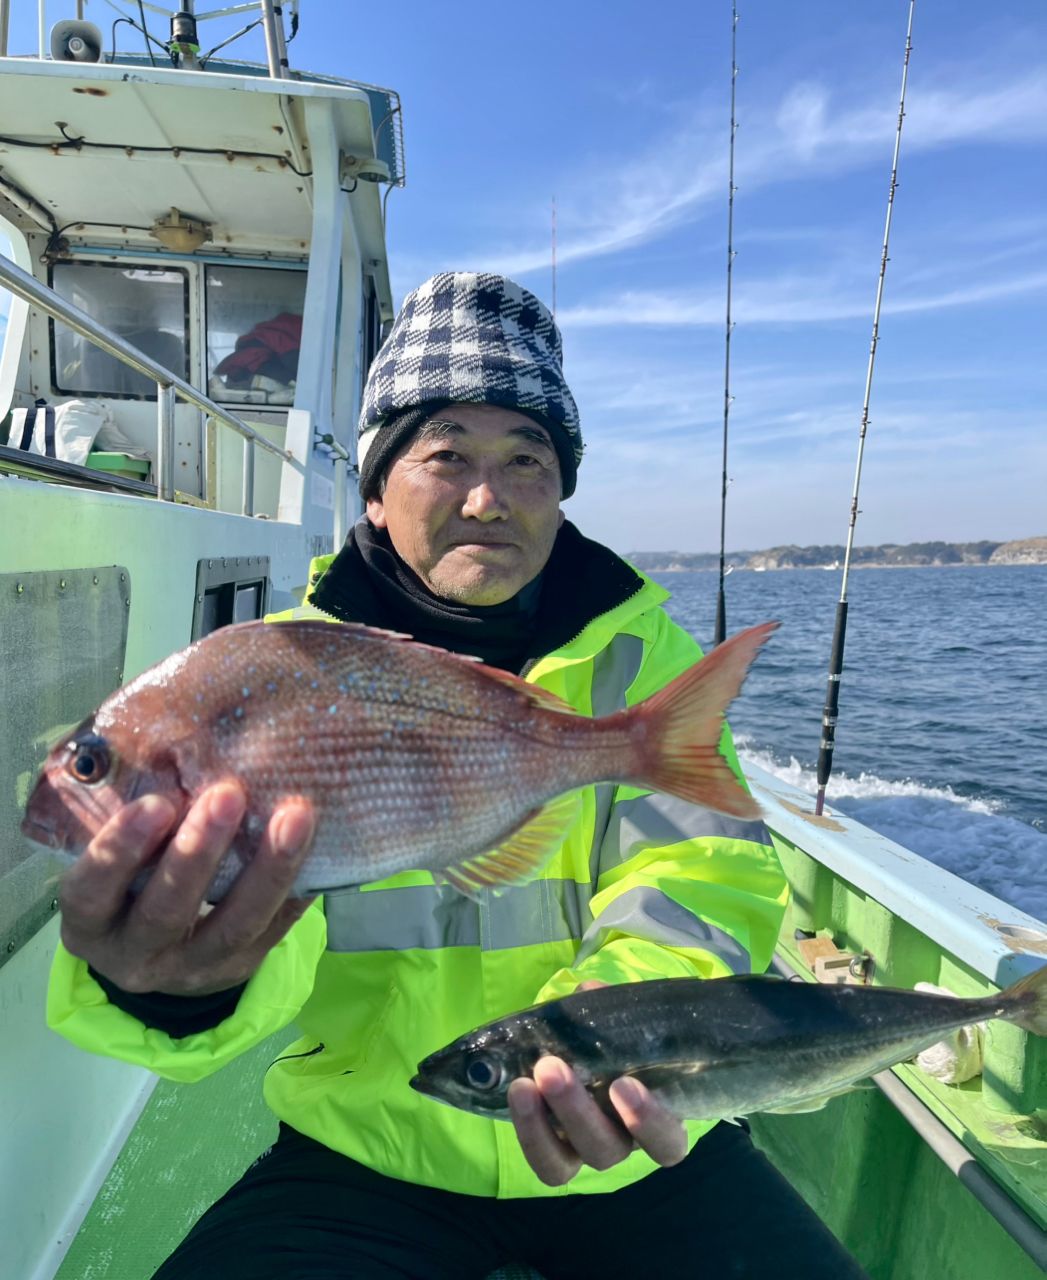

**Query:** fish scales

left=23, top=619, right=778, bottom=901
left=411, top=967, right=1047, bottom=1121
left=157, top=629, right=580, bottom=887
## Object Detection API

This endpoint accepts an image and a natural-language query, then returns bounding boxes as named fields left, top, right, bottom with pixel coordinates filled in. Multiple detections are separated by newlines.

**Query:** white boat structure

left=0, top=5, right=1043, bottom=1278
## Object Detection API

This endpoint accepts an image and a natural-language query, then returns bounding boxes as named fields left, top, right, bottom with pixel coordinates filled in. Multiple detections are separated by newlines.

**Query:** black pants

left=152, top=1122, right=869, bottom=1280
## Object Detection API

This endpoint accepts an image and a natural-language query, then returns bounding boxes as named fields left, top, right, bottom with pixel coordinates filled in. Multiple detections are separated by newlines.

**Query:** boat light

left=341, top=156, right=391, bottom=185
left=150, top=208, right=212, bottom=254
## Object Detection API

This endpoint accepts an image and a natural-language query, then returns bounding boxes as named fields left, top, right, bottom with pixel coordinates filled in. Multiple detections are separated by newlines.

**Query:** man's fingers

left=508, top=1077, right=582, bottom=1187
left=533, top=1057, right=633, bottom=1172
left=235, top=896, right=318, bottom=973
left=59, top=794, right=177, bottom=942
left=191, top=797, right=315, bottom=960
left=123, top=783, right=246, bottom=952
left=609, top=1075, right=689, bottom=1167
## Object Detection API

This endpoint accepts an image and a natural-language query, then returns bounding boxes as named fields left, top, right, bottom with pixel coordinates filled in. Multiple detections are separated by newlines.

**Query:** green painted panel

left=752, top=1097, right=1043, bottom=1280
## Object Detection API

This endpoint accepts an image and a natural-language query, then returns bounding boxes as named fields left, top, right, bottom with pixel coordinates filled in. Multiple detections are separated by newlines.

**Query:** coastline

left=628, top=536, right=1047, bottom=574
left=645, top=561, right=1046, bottom=572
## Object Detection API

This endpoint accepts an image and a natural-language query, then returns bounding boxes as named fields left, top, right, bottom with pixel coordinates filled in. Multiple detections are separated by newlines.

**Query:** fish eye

left=464, top=1054, right=503, bottom=1091
left=65, top=736, right=111, bottom=786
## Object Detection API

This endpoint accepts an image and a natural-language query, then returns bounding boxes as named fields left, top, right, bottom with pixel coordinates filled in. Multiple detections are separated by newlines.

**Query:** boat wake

left=737, top=740, right=999, bottom=812
left=737, top=739, right=1047, bottom=925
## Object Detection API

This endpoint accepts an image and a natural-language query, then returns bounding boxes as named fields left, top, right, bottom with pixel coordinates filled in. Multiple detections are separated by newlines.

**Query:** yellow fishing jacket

left=48, top=560, right=788, bottom=1198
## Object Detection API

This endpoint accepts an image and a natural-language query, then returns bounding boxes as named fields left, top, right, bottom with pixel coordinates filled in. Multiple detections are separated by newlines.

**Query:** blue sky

left=8, top=2, right=1047, bottom=552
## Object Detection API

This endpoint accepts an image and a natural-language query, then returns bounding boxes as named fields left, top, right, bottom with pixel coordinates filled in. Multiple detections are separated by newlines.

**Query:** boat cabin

left=0, top=26, right=398, bottom=533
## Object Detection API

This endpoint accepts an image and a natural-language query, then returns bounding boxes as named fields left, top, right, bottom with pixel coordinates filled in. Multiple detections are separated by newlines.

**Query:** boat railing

left=0, top=250, right=306, bottom=518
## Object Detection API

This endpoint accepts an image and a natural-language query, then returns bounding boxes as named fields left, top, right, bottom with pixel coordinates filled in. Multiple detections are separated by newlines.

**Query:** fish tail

left=1002, top=964, right=1047, bottom=1036
left=626, top=621, right=778, bottom=819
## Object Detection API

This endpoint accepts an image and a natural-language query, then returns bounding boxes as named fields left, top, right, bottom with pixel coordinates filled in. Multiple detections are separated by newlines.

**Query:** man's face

left=366, top=403, right=564, bottom=605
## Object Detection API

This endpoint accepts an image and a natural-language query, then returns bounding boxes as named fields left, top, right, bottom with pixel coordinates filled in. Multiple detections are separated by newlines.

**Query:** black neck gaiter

left=311, top=516, right=644, bottom=674
left=345, top=519, right=543, bottom=671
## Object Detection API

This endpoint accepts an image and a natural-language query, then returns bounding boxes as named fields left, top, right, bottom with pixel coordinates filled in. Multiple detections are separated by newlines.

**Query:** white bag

left=8, top=399, right=58, bottom=458
left=92, top=401, right=151, bottom=459
left=8, top=398, right=106, bottom=467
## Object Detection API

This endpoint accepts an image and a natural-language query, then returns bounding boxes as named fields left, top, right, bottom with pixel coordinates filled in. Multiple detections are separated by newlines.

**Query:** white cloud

left=414, top=68, right=1047, bottom=285
left=556, top=268, right=1047, bottom=329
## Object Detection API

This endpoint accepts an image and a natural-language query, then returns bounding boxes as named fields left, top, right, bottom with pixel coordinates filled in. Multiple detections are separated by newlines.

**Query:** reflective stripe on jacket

left=47, top=560, right=787, bottom=1198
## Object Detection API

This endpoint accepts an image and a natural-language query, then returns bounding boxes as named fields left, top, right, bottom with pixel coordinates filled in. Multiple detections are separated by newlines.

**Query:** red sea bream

left=22, top=618, right=777, bottom=901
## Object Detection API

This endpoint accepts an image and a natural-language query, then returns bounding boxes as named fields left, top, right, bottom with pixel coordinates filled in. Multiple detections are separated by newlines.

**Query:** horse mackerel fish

left=411, top=967, right=1047, bottom=1120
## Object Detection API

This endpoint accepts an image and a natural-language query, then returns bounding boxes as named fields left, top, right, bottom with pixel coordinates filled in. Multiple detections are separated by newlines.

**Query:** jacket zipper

left=267, top=1041, right=325, bottom=1071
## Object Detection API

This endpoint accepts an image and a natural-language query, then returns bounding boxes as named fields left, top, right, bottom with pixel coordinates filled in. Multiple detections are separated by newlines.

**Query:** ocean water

left=651, top=565, right=1047, bottom=923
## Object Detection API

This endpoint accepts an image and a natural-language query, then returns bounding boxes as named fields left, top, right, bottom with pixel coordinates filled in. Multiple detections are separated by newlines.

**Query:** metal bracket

left=796, top=934, right=874, bottom=985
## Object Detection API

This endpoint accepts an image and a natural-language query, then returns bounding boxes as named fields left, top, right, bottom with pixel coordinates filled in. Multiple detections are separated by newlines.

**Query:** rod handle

left=714, top=587, right=726, bottom=648
left=816, top=600, right=849, bottom=791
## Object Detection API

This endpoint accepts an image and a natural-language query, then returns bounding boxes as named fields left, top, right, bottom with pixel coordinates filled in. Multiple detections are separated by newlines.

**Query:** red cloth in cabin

left=214, top=313, right=302, bottom=386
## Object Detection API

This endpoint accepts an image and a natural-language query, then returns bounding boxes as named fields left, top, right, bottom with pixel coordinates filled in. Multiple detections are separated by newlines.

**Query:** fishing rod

left=714, top=0, right=739, bottom=648
left=551, top=194, right=557, bottom=320
left=814, top=0, right=916, bottom=816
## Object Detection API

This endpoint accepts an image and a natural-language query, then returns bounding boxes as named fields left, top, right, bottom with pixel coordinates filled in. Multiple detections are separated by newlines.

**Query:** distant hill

left=627, top=537, right=1047, bottom=571
left=626, top=550, right=753, bottom=572
left=989, top=536, right=1047, bottom=565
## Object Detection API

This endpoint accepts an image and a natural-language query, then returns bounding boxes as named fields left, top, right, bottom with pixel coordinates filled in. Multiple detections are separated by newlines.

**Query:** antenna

left=97, top=2, right=292, bottom=73
left=551, top=195, right=557, bottom=320
left=814, top=0, right=916, bottom=816
left=714, top=0, right=740, bottom=647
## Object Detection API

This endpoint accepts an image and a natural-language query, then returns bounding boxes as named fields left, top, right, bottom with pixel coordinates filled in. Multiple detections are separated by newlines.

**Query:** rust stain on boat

left=73, top=86, right=108, bottom=96
left=980, top=918, right=1047, bottom=956
left=776, top=796, right=847, bottom=832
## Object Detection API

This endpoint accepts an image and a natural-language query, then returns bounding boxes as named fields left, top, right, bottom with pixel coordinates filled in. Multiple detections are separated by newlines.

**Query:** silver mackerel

left=411, top=967, right=1047, bottom=1120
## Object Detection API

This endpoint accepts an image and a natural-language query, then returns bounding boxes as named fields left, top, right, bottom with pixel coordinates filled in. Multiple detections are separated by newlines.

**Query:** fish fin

left=1001, top=963, right=1047, bottom=1036
left=627, top=622, right=779, bottom=819
left=469, top=666, right=582, bottom=716
left=224, top=618, right=419, bottom=645
left=438, top=791, right=582, bottom=902
left=627, top=1062, right=711, bottom=1092
left=763, top=1082, right=872, bottom=1115
left=253, top=616, right=486, bottom=657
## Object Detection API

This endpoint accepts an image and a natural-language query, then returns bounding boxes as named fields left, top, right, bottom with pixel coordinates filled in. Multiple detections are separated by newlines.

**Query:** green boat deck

left=53, top=1032, right=547, bottom=1280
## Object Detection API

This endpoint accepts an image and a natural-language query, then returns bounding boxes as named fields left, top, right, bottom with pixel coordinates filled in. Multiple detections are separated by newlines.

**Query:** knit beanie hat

left=356, top=272, right=583, bottom=499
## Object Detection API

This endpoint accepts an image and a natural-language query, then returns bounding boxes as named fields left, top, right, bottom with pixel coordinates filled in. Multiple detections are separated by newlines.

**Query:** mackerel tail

left=999, top=963, right=1047, bottom=1036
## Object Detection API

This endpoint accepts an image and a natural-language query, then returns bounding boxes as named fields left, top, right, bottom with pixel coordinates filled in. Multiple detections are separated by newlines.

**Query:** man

left=49, top=273, right=868, bottom=1277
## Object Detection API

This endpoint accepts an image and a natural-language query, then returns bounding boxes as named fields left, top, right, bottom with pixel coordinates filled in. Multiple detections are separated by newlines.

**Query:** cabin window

left=49, top=263, right=190, bottom=399
left=205, top=265, right=306, bottom=406
left=362, top=274, right=382, bottom=376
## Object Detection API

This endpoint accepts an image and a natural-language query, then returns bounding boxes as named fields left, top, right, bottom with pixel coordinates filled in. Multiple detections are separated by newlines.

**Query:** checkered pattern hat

left=357, top=272, right=582, bottom=498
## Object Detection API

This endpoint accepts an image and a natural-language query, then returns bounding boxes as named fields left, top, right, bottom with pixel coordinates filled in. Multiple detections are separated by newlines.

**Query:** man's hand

left=507, top=979, right=689, bottom=1186
left=58, top=781, right=316, bottom=997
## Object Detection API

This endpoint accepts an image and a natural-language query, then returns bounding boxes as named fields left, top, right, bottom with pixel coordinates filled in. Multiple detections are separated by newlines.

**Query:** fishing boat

left=1, top=5, right=1043, bottom=1279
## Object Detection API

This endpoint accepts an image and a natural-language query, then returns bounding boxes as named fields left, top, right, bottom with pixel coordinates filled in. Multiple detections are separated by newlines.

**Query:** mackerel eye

left=464, top=1054, right=504, bottom=1091
left=66, top=736, right=111, bottom=786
